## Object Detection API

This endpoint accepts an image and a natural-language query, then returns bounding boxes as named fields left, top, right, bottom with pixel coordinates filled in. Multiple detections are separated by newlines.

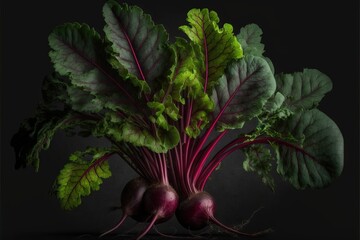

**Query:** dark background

left=1, top=0, right=359, bottom=239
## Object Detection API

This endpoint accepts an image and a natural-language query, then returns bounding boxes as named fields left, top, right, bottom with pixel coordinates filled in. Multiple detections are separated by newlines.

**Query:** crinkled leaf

left=103, top=1, right=171, bottom=93
left=170, top=39, right=214, bottom=137
left=275, top=69, right=332, bottom=111
left=94, top=113, right=179, bottom=153
left=211, top=55, right=276, bottom=131
left=264, top=56, right=275, bottom=74
left=10, top=109, right=97, bottom=171
left=41, top=73, right=68, bottom=106
left=248, top=92, right=294, bottom=140
left=147, top=101, right=169, bottom=130
left=237, top=24, right=265, bottom=56
left=243, top=145, right=275, bottom=191
left=180, top=8, right=242, bottom=93
left=42, top=73, right=103, bottom=113
left=57, top=147, right=113, bottom=210
left=49, top=22, right=141, bottom=113
left=263, top=92, right=286, bottom=114
left=167, top=38, right=198, bottom=104
left=171, top=39, right=214, bottom=137
left=185, top=93, right=214, bottom=138
left=150, top=38, right=214, bottom=137
left=274, top=109, right=344, bottom=189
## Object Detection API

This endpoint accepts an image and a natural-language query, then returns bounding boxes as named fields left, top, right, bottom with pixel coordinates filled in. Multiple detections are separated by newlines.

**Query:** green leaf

left=237, top=24, right=275, bottom=74
left=185, top=93, right=214, bottom=138
left=275, top=69, right=333, bottom=111
left=94, top=113, right=179, bottom=153
left=11, top=109, right=97, bottom=171
left=170, top=38, right=214, bottom=137
left=264, top=56, right=275, bottom=74
left=48, top=22, right=141, bottom=113
left=42, top=73, right=103, bottom=113
left=168, top=38, right=198, bottom=104
left=263, top=92, right=286, bottom=114
left=57, top=147, right=113, bottom=210
left=237, top=24, right=265, bottom=56
left=150, top=38, right=215, bottom=137
left=274, top=109, right=344, bottom=189
left=103, top=1, right=171, bottom=93
left=180, top=8, right=243, bottom=92
left=243, top=145, right=275, bottom=191
left=212, top=55, right=276, bottom=131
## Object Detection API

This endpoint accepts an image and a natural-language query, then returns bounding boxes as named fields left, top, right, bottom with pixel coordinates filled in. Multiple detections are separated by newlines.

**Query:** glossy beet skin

left=121, top=177, right=150, bottom=222
left=142, top=184, right=179, bottom=223
left=176, top=191, right=215, bottom=230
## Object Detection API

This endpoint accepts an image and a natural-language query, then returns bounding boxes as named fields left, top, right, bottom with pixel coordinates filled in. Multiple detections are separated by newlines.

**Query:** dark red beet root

left=177, top=191, right=272, bottom=237
left=134, top=184, right=179, bottom=240
left=142, top=184, right=179, bottom=223
left=176, top=191, right=215, bottom=230
left=100, top=177, right=149, bottom=237
left=121, top=177, right=150, bottom=221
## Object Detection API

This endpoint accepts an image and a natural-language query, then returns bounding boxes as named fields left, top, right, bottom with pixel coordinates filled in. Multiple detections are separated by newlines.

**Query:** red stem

left=168, top=151, right=179, bottom=191
left=191, top=130, right=228, bottom=189
left=142, top=147, right=161, bottom=181
left=198, top=136, right=314, bottom=190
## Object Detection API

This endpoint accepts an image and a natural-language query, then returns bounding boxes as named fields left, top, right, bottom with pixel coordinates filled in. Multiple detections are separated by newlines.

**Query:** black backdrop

left=1, top=1, right=359, bottom=240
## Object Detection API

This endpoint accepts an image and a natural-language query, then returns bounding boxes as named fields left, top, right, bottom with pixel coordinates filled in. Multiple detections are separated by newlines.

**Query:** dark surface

left=1, top=1, right=359, bottom=240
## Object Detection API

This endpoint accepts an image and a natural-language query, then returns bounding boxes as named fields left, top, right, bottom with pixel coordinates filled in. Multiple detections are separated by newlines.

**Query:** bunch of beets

left=11, top=1, right=344, bottom=239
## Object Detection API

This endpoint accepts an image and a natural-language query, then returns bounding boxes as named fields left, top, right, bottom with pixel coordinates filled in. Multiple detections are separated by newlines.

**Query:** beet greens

left=11, top=1, right=344, bottom=239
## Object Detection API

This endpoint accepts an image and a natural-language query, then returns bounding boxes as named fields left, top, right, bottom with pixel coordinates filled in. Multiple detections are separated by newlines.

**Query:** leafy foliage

left=273, top=109, right=343, bottom=189
left=94, top=112, right=180, bottom=153
left=57, top=147, right=114, bottom=210
left=180, top=8, right=243, bottom=93
left=11, top=109, right=96, bottom=171
left=103, top=1, right=172, bottom=94
left=211, top=55, right=276, bottom=131
left=237, top=24, right=265, bottom=57
left=243, top=145, right=275, bottom=190
left=274, top=69, right=333, bottom=111
left=11, top=1, right=343, bottom=215
left=49, top=23, right=143, bottom=113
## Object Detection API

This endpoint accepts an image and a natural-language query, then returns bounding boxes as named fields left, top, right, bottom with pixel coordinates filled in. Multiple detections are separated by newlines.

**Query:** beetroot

left=136, top=184, right=179, bottom=239
left=100, top=177, right=150, bottom=237
left=176, top=191, right=215, bottom=230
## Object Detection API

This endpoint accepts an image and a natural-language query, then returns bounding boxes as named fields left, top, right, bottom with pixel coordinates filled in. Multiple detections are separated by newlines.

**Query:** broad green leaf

left=274, top=109, right=343, bottom=189
left=237, top=24, right=265, bottom=56
left=275, top=69, right=332, bottom=111
left=180, top=8, right=242, bottom=93
left=103, top=1, right=171, bottom=93
left=10, top=109, right=97, bottom=171
left=57, top=148, right=113, bottom=210
left=237, top=24, right=275, bottom=74
left=94, top=113, right=179, bottom=153
left=243, top=145, right=275, bottom=191
left=42, top=73, right=103, bottom=113
left=211, top=55, right=276, bottom=131
left=264, top=56, right=275, bottom=74
left=48, top=23, right=141, bottom=113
